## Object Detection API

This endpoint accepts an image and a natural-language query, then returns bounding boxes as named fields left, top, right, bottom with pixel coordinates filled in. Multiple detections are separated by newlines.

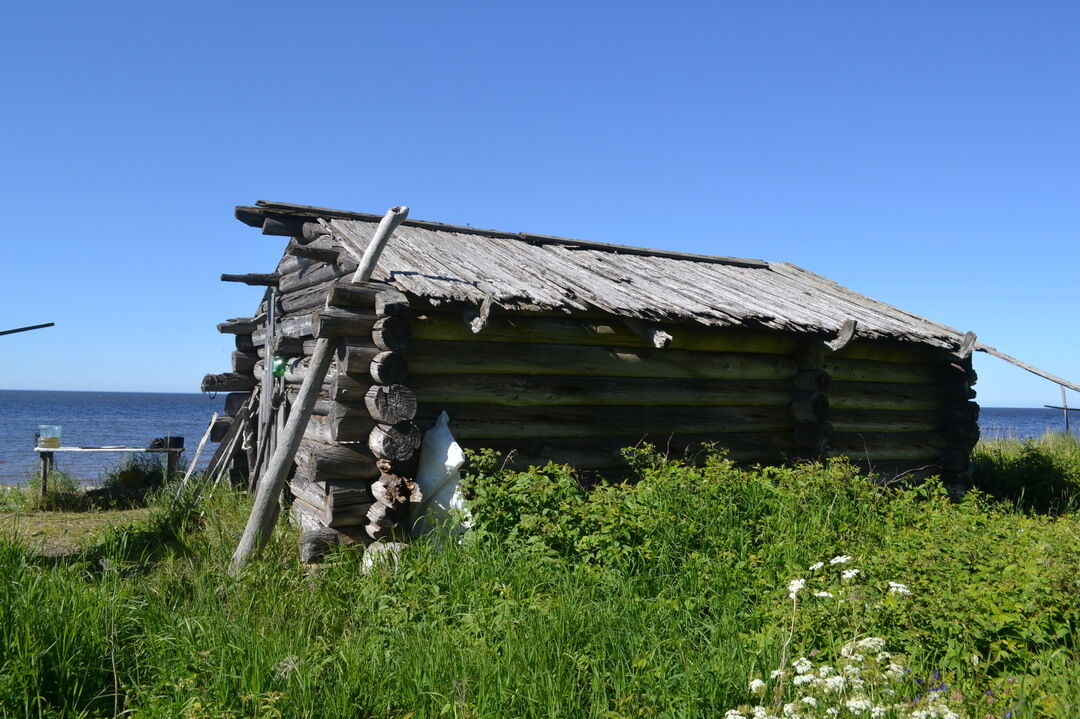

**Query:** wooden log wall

left=404, top=310, right=978, bottom=485
left=405, top=311, right=801, bottom=471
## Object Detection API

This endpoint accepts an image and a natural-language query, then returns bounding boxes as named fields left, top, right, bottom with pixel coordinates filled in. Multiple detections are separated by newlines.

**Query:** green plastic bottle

left=272, top=356, right=287, bottom=378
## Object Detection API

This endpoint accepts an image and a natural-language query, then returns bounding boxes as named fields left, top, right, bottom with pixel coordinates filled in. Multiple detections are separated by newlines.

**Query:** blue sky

left=1, top=1, right=1076, bottom=406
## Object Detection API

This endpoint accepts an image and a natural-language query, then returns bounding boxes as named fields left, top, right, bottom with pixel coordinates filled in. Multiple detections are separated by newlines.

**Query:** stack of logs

left=203, top=220, right=421, bottom=560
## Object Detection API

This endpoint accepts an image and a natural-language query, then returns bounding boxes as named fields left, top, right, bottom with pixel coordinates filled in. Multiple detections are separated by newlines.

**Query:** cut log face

left=368, top=422, right=423, bottom=461
left=364, top=384, right=418, bottom=423
left=371, top=315, right=411, bottom=351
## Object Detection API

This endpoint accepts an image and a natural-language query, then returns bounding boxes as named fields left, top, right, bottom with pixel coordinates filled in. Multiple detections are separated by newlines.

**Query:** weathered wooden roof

left=239, top=200, right=967, bottom=351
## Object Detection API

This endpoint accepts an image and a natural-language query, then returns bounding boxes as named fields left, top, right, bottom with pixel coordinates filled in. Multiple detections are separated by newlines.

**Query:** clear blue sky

left=2, top=1, right=1076, bottom=406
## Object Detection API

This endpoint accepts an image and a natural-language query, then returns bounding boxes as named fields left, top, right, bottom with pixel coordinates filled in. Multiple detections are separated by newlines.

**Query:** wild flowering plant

left=725, top=556, right=966, bottom=719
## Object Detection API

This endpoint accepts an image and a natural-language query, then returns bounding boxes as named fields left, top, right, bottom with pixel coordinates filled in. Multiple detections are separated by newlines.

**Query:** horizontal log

left=252, top=314, right=313, bottom=345
left=262, top=216, right=307, bottom=237
left=405, top=341, right=799, bottom=380
left=830, top=381, right=944, bottom=411
left=201, top=372, right=256, bottom=393
left=287, top=244, right=340, bottom=263
left=828, top=432, right=946, bottom=461
left=326, top=283, right=409, bottom=316
left=295, top=439, right=379, bottom=481
left=270, top=335, right=305, bottom=357
left=279, top=282, right=336, bottom=314
left=833, top=339, right=941, bottom=365
left=408, top=374, right=793, bottom=407
left=285, top=391, right=332, bottom=415
left=340, top=348, right=409, bottom=385
left=325, top=479, right=376, bottom=509
left=234, top=334, right=255, bottom=352
left=312, top=307, right=378, bottom=339
left=330, top=372, right=373, bottom=402
left=293, top=503, right=368, bottom=563
left=231, top=351, right=258, bottom=374
left=829, top=409, right=941, bottom=433
left=327, top=501, right=376, bottom=528
left=217, top=317, right=260, bottom=335
left=221, top=272, right=280, bottom=287
left=791, top=392, right=828, bottom=423
left=461, top=433, right=796, bottom=470
left=305, top=413, right=376, bottom=443
left=224, top=393, right=250, bottom=417
left=823, top=357, right=939, bottom=384
left=411, top=311, right=797, bottom=354
left=278, top=263, right=351, bottom=295
left=416, top=404, right=793, bottom=439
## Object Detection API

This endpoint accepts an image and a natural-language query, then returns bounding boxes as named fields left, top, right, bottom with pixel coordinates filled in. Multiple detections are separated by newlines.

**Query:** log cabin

left=204, top=200, right=986, bottom=560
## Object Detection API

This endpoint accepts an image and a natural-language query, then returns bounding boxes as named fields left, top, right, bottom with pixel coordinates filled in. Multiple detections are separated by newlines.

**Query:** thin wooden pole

left=229, top=205, right=409, bottom=574
left=1064, top=387, right=1071, bottom=434
left=176, top=412, right=216, bottom=499
left=0, top=322, right=54, bottom=337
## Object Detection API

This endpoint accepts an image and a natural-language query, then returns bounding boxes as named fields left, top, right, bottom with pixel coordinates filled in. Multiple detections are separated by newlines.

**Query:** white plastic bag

left=408, top=411, right=469, bottom=539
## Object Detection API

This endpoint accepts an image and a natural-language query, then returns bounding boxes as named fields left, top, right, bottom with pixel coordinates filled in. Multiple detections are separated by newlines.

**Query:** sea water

left=0, top=390, right=225, bottom=485
left=0, top=390, right=1074, bottom=485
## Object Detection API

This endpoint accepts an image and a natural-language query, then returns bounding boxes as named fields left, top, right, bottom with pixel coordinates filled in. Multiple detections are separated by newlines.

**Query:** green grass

left=0, top=438, right=1078, bottom=717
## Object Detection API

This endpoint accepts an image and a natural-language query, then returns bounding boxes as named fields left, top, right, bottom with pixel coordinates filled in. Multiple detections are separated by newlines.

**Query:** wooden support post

left=39, top=451, right=52, bottom=495
left=166, top=450, right=179, bottom=481
left=230, top=205, right=409, bottom=574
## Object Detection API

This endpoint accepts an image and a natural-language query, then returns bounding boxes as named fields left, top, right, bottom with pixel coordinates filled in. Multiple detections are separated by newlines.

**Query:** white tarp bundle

left=408, top=411, right=469, bottom=539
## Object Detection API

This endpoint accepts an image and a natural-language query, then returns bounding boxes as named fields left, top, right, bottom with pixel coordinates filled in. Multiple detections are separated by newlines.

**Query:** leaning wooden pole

left=229, top=205, right=409, bottom=574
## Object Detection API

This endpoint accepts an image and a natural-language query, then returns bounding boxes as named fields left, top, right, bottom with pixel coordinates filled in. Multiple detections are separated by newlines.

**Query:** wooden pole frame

left=230, top=205, right=409, bottom=574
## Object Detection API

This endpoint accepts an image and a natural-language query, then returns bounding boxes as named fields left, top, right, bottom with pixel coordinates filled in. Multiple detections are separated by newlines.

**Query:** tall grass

left=0, top=440, right=1078, bottom=717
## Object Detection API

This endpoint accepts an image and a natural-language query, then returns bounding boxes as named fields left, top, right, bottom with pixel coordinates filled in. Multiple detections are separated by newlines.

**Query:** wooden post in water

left=229, top=206, right=409, bottom=574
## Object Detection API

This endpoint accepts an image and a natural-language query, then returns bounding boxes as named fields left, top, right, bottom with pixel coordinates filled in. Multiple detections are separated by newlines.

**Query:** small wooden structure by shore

left=206, top=200, right=991, bottom=559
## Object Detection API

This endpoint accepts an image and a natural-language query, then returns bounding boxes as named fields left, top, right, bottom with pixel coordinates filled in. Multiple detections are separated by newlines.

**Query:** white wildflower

left=749, top=678, right=767, bottom=695
left=888, top=581, right=912, bottom=596
left=823, top=675, right=846, bottom=692
left=816, top=665, right=833, bottom=678
left=825, top=709, right=839, bottom=717
left=876, top=651, right=892, bottom=663
left=857, top=638, right=886, bottom=651
left=885, top=663, right=905, bottom=679
left=829, top=555, right=852, bottom=565
left=800, top=696, right=817, bottom=707
left=843, top=663, right=863, bottom=675
left=846, top=697, right=873, bottom=714
left=782, top=703, right=800, bottom=717
left=792, top=657, right=813, bottom=674
left=793, top=673, right=816, bottom=685
left=788, top=578, right=806, bottom=599
left=870, top=707, right=888, bottom=718
left=724, top=711, right=747, bottom=719
left=752, top=706, right=769, bottom=719
left=813, top=591, right=834, bottom=598
left=809, top=561, right=825, bottom=571
left=842, top=568, right=861, bottom=580
left=770, top=669, right=785, bottom=679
